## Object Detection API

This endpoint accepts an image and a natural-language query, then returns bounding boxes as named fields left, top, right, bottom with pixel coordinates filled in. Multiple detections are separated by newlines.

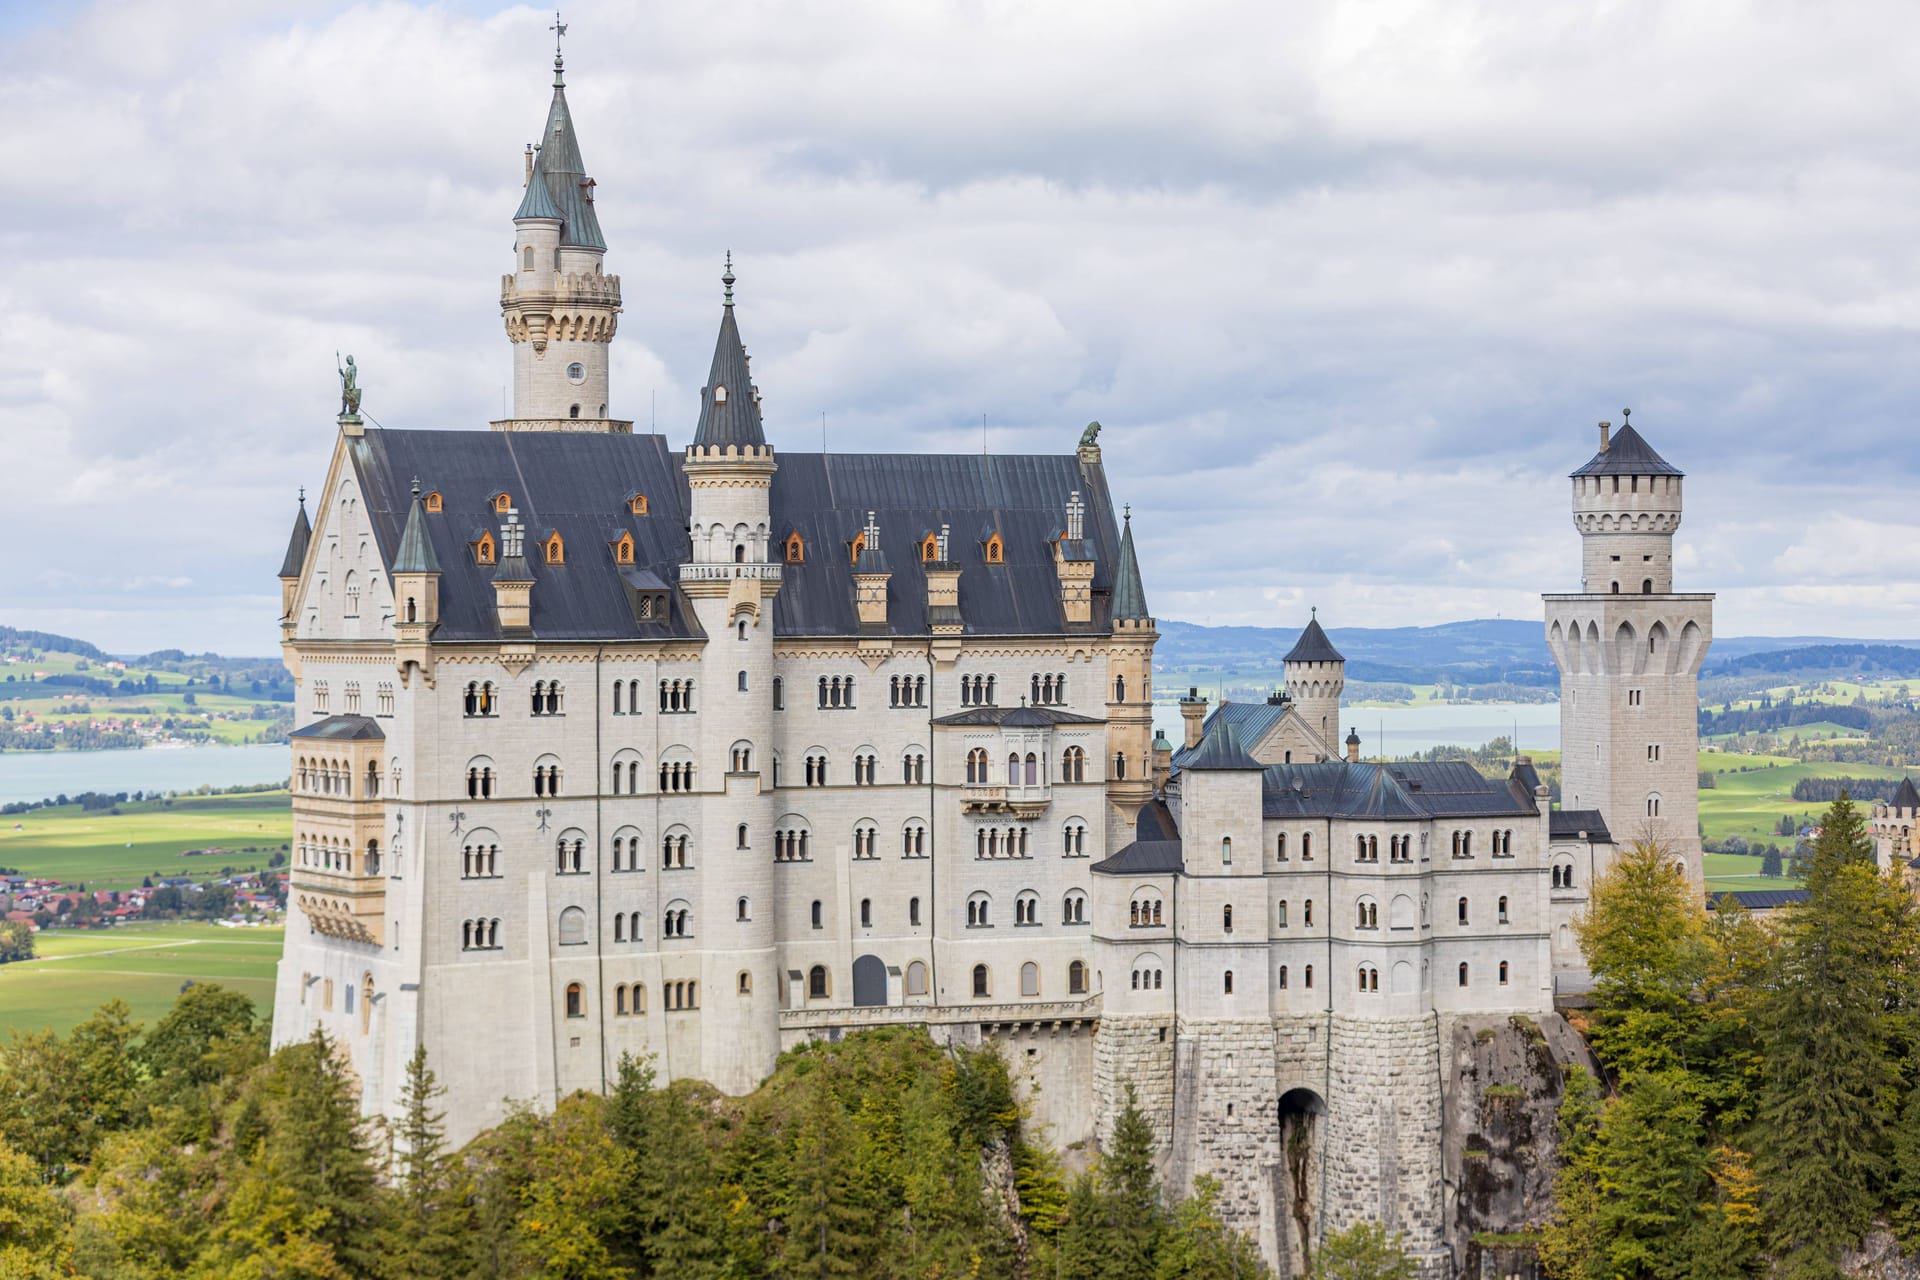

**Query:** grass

left=0, top=920, right=283, bottom=1035
left=1696, top=760, right=1909, bottom=845
left=0, top=791, right=290, bottom=890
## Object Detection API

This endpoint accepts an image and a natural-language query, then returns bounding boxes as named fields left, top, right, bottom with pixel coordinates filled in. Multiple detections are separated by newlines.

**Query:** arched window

left=1223, top=903, right=1234, bottom=932
left=1221, top=836, right=1232, bottom=864
left=860, top=898, right=872, bottom=928
left=785, top=532, right=805, bottom=563
left=1647, top=793, right=1662, bottom=818
left=1021, top=962, right=1040, bottom=997
left=906, top=961, right=928, bottom=996
left=1223, top=970, right=1234, bottom=994
left=1069, top=960, right=1088, bottom=994
left=972, top=964, right=990, bottom=998
left=811, top=900, right=824, bottom=929
left=1304, top=965, right=1313, bottom=989
left=1113, top=752, right=1127, bottom=780
left=1458, top=897, right=1469, bottom=925
left=543, top=533, right=565, bottom=565
left=1643, top=578, right=1653, bottom=594
left=1499, top=961, right=1510, bottom=986
left=967, top=892, right=991, bottom=927
left=808, top=965, right=829, bottom=1000
left=738, top=971, right=752, bottom=995
left=558, top=906, right=587, bottom=945
left=984, top=533, right=1003, bottom=565
left=1302, top=832, right=1312, bottom=860
left=910, top=896, right=922, bottom=926
left=1498, top=895, right=1510, bottom=923
left=522, top=245, right=535, bottom=270
left=564, top=982, right=583, bottom=1017
left=1062, top=746, right=1086, bottom=783
left=1459, top=962, right=1470, bottom=987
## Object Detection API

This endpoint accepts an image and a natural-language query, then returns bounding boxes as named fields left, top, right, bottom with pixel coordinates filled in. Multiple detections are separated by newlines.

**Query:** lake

left=0, top=744, right=289, bottom=807
left=1152, top=701, right=1560, bottom=758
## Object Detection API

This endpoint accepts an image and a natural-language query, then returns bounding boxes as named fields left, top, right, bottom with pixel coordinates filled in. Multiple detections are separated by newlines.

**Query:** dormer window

left=628, top=494, right=649, bottom=516
left=493, top=492, right=512, bottom=514
left=921, top=533, right=939, bottom=563
left=849, top=531, right=867, bottom=566
left=610, top=532, right=635, bottom=566
left=580, top=177, right=596, bottom=203
left=544, top=532, right=565, bottom=565
left=473, top=532, right=496, bottom=566
left=424, top=491, right=443, bottom=513
left=714, top=385, right=728, bottom=404
left=785, top=532, right=805, bottom=564
left=984, top=532, right=1004, bottom=565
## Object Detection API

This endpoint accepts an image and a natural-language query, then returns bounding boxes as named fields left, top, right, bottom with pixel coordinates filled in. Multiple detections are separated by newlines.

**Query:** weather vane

left=551, top=11, right=568, bottom=59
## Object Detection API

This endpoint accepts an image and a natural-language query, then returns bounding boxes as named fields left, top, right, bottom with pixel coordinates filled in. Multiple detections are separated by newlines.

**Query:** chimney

left=1345, top=726, right=1362, bottom=764
left=1180, top=687, right=1208, bottom=750
left=852, top=511, right=891, bottom=628
left=1598, top=420, right=1611, bottom=453
left=491, top=509, right=535, bottom=635
left=1052, top=492, right=1094, bottom=625
left=524, top=144, right=534, bottom=189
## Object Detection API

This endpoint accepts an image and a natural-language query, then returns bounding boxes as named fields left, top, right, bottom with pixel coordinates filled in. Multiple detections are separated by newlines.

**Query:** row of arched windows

left=294, top=756, right=378, bottom=798
left=962, top=889, right=1090, bottom=928
left=1130, top=897, right=1164, bottom=927
left=976, top=826, right=1031, bottom=858
left=1032, top=673, right=1069, bottom=705
left=660, top=680, right=695, bottom=713
left=1551, top=864, right=1577, bottom=889
left=890, top=675, right=927, bottom=707
left=659, top=762, right=696, bottom=791
left=532, top=764, right=562, bottom=797
left=959, top=674, right=997, bottom=706
left=463, top=682, right=497, bottom=717
left=1450, top=829, right=1517, bottom=858
left=461, top=918, right=501, bottom=950
left=818, top=676, right=856, bottom=708
left=1275, top=832, right=1311, bottom=861
left=295, top=833, right=378, bottom=876
left=529, top=681, right=563, bottom=715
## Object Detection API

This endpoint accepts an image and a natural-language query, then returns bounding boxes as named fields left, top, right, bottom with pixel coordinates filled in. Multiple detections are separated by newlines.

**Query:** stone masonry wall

left=1323, top=1015, right=1448, bottom=1276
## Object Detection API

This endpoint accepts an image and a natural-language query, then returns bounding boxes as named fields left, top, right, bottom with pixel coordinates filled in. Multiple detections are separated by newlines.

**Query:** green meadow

left=1696, top=753, right=1910, bottom=846
left=0, top=920, right=283, bottom=1035
left=0, top=791, right=290, bottom=890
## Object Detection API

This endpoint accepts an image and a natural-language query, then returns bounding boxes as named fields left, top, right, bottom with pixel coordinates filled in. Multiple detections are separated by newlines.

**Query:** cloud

left=2, top=0, right=1918, bottom=651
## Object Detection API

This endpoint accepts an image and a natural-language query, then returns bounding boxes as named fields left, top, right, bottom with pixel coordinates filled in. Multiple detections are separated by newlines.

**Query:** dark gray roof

left=1111, top=511, right=1149, bottom=620
left=1893, top=777, right=1920, bottom=809
left=278, top=497, right=311, bottom=578
left=393, top=485, right=439, bottom=574
left=1257, top=761, right=1539, bottom=820
left=513, top=75, right=604, bottom=249
left=932, top=705, right=1104, bottom=728
left=350, top=428, right=702, bottom=643
left=291, top=714, right=384, bottom=741
left=1284, top=614, right=1344, bottom=664
left=1092, top=840, right=1183, bottom=876
left=1549, top=810, right=1612, bottom=842
left=1511, top=759, right=1542, bottom=794
left=1570, top=424, right=1682, bottom=478
left=691, top=304, right=765, bottom=449
left=1184, top=718, right=1263, bottom=771
left=1708, top=889, right=1808, bottom=912
left=1169, top=700, right=1290, bottom=773
left=1136, top=798, right=1179, bottom=841
left=768, top=451, right=1127, bottom=637
left=348, top=428, right=1130, bottom=643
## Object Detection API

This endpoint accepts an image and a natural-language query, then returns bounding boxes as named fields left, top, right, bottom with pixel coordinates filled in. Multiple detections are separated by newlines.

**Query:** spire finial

left=550, top=11, right=568, bottom=85
left=723, top=251, right=735, bottom=307
left=1621, top=406, right=1631, bottom=426
left=1311, top=605, right=1317, bottom=619
left=298, top=486, right=306, bottom=507
left=411, top=476, right=421, bottom=499
left=1124, top=503, right=1132, bottom=522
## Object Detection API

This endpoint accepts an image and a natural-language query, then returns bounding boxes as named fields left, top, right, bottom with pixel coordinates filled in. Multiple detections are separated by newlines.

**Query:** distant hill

left=1156, top=620, right=1920, bottom=690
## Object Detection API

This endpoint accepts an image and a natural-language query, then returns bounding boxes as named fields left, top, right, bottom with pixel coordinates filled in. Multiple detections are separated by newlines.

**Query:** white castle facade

left=271, top=54, right=1713, bottom=1277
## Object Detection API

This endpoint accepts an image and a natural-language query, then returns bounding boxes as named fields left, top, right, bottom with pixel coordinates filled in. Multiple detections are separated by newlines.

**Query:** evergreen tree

left=1586, top=1071, right=1713, bottom=1278
left=1313, top=1219, right=1414, bottom=1280
left=628, top=1083, right=721, bottom=1279
left=1155, top=1176, right=1268, bottom=1279
left=0, top=998, right=142, bottom=1180
left=1756, top=795, right=1919, bottom=1278
left=378, top=1046, right=467, bottom=1280
left=1538, top=1066, right=1603, bottom=1280
left=1054, top=1174, right=1107, bottom=1280
left=1575, top=838, right=1711, bottom=1079
left=0, top=1135, right=74, bottom=1277
left=780, top=1060, right=874, bottom=1278
left=515, top=1094, right=636, bottom=1280
left=1760, top=844, right=1784, bottom=878
left=1098, top=1084, right=1163, bottom=1280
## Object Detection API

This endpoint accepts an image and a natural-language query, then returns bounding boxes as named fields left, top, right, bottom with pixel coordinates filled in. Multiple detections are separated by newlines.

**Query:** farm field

left=0, top=791, right=290, bottom=890
left=1696, top=758, right=1910, bottom=845
left=1701, top=851, right=1793, bottom=896
left=0, top=920, right=283, bottom=1035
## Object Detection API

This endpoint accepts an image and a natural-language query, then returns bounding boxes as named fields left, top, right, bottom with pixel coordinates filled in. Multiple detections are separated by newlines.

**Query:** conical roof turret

left=1894, top=777, right=1920, bottom=811
left=1112, top=506, right=1150, bottom=621
left=691, top=257, right=767, bottom=449
left=278, top=492, right=311, bottom=578
left=393, top=480, right=439, bottom=574
left=1184, top=717, right=1263, bottom=771
left=1284, top=610, right=1344, bottom=664
left=513, top=56, right=604, bottom=249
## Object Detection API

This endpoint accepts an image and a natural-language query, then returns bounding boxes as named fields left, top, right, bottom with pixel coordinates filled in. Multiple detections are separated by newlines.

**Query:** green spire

left=393, top=478, right=440, bottom=574
left=1111, top=504, right=1149, bottom=621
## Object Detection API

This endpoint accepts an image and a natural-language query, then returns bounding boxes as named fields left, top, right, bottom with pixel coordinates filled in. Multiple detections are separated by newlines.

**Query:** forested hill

left=1155, top=619, right=1920, bottom=689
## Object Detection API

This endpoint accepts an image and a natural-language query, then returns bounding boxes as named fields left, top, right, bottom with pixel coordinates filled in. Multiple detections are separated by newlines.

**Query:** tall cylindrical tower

left=1545, top=412, right=1714, bottom=883
left=499, top=51, right=623, bottom=427
left=1283, top=611, right=1345, bottom=759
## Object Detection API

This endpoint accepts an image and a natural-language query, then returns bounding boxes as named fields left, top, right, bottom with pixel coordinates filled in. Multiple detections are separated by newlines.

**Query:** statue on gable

left=337, top=353, right=363, bottom=419
left=1079, top=420, right=1102, bottom=447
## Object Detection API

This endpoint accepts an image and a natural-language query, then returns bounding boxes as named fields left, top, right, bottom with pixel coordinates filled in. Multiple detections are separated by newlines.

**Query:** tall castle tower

left=1545, top=413, right=1713, bottom=880
left=1105, top=507, right=1157, bottom=843
left=500, top=45, right=623, bottom=427
left=1283, top=611, right=1344, bottom=758
left=681, top=259, right=782, bottom=1090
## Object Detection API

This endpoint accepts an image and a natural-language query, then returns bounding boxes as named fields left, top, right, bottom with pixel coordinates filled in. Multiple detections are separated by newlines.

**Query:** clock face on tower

left=566, top=362, right=585, bottom=384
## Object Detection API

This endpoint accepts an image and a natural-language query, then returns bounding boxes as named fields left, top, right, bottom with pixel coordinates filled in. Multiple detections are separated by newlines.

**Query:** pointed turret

left=692, top=257, right=767, bottom=450
left=393, top=481, right=439, bottom=574
left=1283, top=608, right=1345, bottom=758
left=1283, top=612, right=1344, bottom=664
left=1112, top=506, right=1150, bottom=622
left=392, top=479, right=443, bottom=680
left=514, top=51, right=604, bottom=249
left=279, top=491, right=311, bottom=579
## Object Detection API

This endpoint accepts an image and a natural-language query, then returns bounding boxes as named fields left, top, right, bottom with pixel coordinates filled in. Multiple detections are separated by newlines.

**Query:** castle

left=271, top=51, right=1713, bottom=1277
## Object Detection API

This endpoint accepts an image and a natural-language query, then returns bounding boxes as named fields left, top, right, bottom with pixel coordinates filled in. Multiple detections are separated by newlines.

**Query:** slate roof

left=1168, top=699, right=1290, bottom=773
left=1136, top=797, right=1179, bottom=841
left=1707, top=888, right=1808, bottom=912
left=691, top=300, right=766, bottom=449
left=279, top=497, right=311, bottom=578
left=1284, top=614, right=1344, bottom=664
left=348, top=427, right=1128, bottom=642
left=1111, top=511, right=1149, bottom=620
left=1893, top=777, right=1920, bottom=809
left=1549, top=810, right=1612, bottom=842
left=513, top=71, right=605, bottom=249
left=393, top=484, right=439, bottom=574
left=1092, top=840, right=1184, bottom=876
left=1569, top=424, right=1682, bottom=478
left=1257, top=761, right=1540, bottom=821
left=291, top=714, right=385, bottom=741
left=1183, top=718, right=1264, bottom=771
left=931, top=706, right=1104, bottom=728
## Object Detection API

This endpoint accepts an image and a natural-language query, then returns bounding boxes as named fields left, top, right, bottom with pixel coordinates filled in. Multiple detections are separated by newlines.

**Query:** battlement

left=499, top=270, right=623, bottom=308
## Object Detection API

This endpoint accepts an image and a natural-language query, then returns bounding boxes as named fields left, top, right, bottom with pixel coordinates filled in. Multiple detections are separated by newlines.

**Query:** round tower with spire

left=499, top=39, right=625, bottom=429
left=679, top=259, right=781, bottom=1092
left=1283, top=609, right=1345, bottom=758
left=1105, top=505, right=1157, bottom=843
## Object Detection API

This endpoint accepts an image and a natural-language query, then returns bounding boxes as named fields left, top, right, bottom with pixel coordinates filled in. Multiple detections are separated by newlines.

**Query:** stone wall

left=1323, top=1015, right=1448, bottom=1276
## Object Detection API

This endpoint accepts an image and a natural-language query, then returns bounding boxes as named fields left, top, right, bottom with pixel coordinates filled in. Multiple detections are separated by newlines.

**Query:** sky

left=4, top=0, right=1920, bottom=656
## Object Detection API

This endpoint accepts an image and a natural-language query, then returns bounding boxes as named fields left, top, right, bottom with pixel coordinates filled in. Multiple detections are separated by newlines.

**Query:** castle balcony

left=678, top=562, right=783, bottom=585
left=499, top=271, right=623, bottom=309
left=961, top=784, right=1052, bottom=819
left=778, top=995, right=1099, bottom=1042
left=289, top=869, right=385, bottom=946
left=490, top=418, right=634, bottom=434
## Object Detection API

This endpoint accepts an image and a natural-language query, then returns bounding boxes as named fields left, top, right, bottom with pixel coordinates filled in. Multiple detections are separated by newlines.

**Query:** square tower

left=1543, top=416, right=1713, bottom=882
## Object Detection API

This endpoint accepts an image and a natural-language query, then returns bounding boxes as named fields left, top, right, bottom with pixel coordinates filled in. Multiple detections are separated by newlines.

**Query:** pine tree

left=1313, top=1219, right=1414, bottom=1280
left=780, top=1061, right=873, bottom=1279
left=1587, top=1071, right=1713, bottom=1278
left=378, top=1046, right=467, bottom=1279
left=1575, top=838, right=1712, bottom=1079
left=1761, top=844, right=1784, bottom=878
left=1099, top=1084, right=1164, bottom=1280
left=1537, top=1066, right=1603, bottom=1280
left=1156, top=1176, right=1268, bottom=1279
left=1756, top=797, right=1919, bottom=1279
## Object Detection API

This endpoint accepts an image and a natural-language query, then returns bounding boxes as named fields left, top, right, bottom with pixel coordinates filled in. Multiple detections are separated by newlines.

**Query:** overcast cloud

left=4, top=0, right=1919, bottom=654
